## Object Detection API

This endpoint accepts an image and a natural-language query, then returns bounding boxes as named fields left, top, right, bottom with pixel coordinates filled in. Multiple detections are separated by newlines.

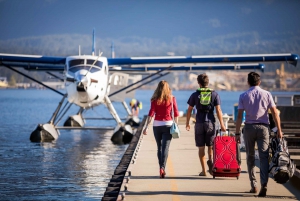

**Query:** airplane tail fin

left=92, top=28, right=95, bottom=56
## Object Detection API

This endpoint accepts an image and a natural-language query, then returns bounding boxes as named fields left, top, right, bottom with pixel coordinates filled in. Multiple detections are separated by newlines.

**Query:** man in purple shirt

left=235, top=72, right=283, bottom=197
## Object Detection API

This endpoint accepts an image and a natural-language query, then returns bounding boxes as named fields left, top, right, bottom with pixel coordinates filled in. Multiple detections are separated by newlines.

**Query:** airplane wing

left=2, top=61, right=265, bottom=72
left=109, top=63, right=266, bottom=72
left=1, top=62, right=65, bottom=71
left=0, top=53, right=66, bottom=64
left=0, top=53, right=298, bottom=72
left=107, top=53, right=298, bottom=66
left=0, top=53, right=66, bottom=71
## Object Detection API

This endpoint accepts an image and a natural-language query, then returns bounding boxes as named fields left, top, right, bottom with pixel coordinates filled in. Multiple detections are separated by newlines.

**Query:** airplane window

left=86, top=60, right=103, bottom=67
left=69, top=59, right=84, bottom=66
left=69, top=66, right=101, bottom=73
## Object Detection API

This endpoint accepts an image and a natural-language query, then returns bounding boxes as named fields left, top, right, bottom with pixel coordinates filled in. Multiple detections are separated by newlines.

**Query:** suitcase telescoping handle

left=216, top=129, right=230, bottom=136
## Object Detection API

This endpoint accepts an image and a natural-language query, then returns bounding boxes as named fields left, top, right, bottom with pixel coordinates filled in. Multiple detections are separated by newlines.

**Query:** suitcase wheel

left=236, top=176, right=239, bottom=180
left=213, top=176, right=215, bottom=179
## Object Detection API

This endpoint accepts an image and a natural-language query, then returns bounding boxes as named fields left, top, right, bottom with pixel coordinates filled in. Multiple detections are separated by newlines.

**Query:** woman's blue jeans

left=153, top=125, right=172, bottom=170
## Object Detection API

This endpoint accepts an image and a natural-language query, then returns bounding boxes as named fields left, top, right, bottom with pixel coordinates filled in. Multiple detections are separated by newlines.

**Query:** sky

left=0, top=0, right=300, bottom=58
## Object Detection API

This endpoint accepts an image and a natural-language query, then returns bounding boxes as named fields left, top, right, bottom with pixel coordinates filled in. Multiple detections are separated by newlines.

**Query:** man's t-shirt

left=187, top=90, right=221, bottom=123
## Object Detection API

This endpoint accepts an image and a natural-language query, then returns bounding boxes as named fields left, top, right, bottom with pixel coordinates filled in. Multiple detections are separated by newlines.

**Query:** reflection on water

left=0, top=90, right=128, bottom=200
left=0, top=127, right=128, bottom=200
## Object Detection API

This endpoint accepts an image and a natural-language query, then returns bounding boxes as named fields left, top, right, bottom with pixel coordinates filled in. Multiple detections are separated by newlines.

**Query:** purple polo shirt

left=238, top=86, right=275, bottom=124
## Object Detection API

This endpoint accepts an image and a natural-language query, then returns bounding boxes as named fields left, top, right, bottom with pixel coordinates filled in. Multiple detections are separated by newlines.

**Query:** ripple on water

left=0, top=122, right=128, bottom=200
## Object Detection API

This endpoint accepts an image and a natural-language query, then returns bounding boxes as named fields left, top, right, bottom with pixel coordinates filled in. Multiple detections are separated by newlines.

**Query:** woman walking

left=142, top=80, right=179, bottom=178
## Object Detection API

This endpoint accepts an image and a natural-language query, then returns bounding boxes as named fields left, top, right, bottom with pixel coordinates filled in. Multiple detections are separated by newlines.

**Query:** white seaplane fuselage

left=65, top=56, right=109, bottom=109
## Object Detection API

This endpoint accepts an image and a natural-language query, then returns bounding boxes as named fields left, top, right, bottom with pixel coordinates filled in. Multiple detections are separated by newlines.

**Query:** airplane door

left=108, top=73, right=129, bottom=102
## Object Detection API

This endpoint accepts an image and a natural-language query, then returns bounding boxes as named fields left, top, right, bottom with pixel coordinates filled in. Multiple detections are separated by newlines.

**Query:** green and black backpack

left=197, top=88, right=214, bottom=112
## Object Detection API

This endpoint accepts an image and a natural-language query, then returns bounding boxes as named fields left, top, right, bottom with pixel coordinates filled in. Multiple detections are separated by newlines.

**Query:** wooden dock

left=103, top=116, right=300, bottom=201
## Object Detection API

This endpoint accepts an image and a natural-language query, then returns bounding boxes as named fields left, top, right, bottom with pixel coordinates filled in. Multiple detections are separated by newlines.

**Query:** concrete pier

left=121, top=117, right=300, bottom=201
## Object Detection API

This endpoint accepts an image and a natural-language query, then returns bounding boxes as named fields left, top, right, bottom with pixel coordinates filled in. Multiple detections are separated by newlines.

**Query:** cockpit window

left=69, top=66, right=101, bottom=73
left=69, top=59, right=84, bottom=67
left=86, top=60, right=103, bottom=67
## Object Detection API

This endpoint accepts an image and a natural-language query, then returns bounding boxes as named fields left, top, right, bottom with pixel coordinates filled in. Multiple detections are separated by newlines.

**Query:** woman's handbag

left=170, top=121, right=180, bottom=139
left=170, top=100, right=180, bottom=139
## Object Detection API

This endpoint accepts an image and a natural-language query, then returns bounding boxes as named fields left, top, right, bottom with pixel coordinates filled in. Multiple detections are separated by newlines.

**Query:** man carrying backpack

left=235, top=72, right=283, bottom=197
left=186, top=73, right=226, bottom=176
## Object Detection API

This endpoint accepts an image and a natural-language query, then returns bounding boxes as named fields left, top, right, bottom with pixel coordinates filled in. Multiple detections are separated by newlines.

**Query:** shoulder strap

left=171, top=96, right=175, bottom=121
left=197, top=88, right=214, bottom=92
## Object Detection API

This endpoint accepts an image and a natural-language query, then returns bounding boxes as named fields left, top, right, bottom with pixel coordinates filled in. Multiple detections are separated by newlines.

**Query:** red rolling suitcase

left=212, top=129, right=241, bottom=179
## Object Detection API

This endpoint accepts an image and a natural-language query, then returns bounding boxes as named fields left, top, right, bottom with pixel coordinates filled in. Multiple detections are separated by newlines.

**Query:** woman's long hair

left=151, top=80, right=172, bottom=104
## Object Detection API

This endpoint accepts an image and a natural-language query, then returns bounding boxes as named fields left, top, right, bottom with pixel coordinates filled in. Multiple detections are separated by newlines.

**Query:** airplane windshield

left=86, top=60, right=103, bottom=67
left=69, top=66, right=101, bottom=73
left=69, top=59, right=84, bottom=66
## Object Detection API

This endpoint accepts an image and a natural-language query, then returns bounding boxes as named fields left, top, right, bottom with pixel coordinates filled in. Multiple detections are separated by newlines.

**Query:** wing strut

left=109, top=65, right=173, bottom=97
left=46, top=72, right=64, bottom=82
left=1, top=64, right=64, bottom=96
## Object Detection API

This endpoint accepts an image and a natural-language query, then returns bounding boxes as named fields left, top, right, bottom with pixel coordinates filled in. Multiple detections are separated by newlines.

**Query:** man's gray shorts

left=194, top=122, right=215, bottom=147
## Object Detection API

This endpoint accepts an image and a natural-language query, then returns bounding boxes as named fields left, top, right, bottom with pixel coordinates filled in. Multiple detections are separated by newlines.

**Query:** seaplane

left=0, top=30, right=298, bottom=144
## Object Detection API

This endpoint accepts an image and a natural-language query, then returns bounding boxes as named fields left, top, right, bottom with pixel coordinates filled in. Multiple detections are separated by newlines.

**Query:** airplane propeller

left=66, top=77, right=76, bottom=82
left=66, top=76, right=98, bottom=84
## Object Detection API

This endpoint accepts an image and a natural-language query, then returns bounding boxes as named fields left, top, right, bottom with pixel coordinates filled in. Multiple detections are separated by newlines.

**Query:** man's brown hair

left=248, top=72, right=260, bottom=86
left=197, top=73, right=209, bottom=87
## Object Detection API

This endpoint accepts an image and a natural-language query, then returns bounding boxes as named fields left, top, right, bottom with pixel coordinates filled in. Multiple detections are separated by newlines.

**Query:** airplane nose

left=77, top=82, right=86, bottom=92
left=75, top=71, right=92, bottom=92
left=80, top=77, right=88, bottom=85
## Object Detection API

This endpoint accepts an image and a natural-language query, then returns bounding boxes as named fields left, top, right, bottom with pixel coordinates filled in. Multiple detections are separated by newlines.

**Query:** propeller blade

left=66, top=77, right=76, bottom=82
